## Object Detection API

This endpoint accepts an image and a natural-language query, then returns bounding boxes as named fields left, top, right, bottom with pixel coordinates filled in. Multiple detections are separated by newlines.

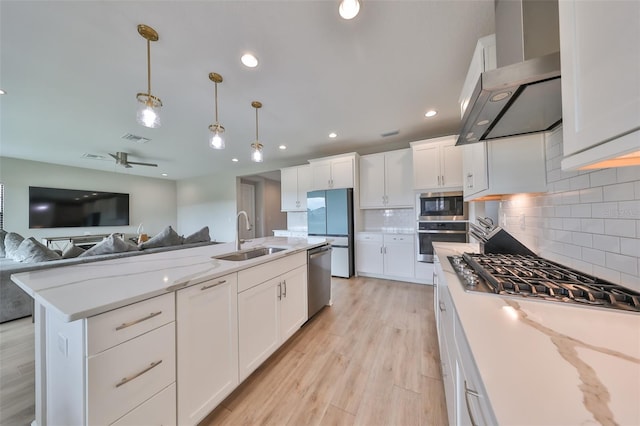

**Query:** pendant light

left=339, top=0, right=360, bottom=19
left=208, top=73, right=225, bottom=149
left=250, top=101, right=263, bottom=163
left=136, top=24, right=162, bottom=128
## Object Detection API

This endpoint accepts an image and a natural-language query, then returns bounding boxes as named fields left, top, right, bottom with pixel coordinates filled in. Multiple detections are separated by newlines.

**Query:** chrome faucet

left=236, top=210, right=252, bottom=251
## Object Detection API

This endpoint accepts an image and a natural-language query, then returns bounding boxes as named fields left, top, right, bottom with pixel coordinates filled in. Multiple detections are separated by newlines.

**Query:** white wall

left=263, top=178, right=286, bottom=236
left=0, top=157, right=177, bottom=240
left=498, top=129, right=640, bottom=291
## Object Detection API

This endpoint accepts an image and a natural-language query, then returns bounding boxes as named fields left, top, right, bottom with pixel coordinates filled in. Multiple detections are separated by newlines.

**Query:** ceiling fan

left=109, top=152, right=158, bottom=168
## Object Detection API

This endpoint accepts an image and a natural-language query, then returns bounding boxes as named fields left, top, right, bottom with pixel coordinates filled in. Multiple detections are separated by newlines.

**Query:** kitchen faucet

left=236, top=210, right=252, bottom=251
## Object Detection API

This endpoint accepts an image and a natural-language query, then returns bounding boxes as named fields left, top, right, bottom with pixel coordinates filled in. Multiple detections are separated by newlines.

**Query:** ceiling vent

left=380, top=130, right=400, bottom=138
left=82, top=153, right=107, bottom=160
left=121, top=133, right=151, bottom=144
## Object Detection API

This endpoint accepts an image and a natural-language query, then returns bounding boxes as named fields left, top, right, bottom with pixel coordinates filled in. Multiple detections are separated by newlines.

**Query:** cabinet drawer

left=238, top=251, right=306, bottom=293
left=87, top=322, right=176, bottom=425
left=87, top=292, right=175, bottom=355
left=383, top=234, right=413, bottom=244
left=356, top=233, right=383, bottom=243
left=111, top=383, right=176, bottom=426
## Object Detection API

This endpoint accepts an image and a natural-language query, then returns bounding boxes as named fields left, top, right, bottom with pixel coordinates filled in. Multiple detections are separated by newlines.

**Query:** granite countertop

left=12, top=237, right=328, bottom=322
left=433, top=242, right=640, bottom=426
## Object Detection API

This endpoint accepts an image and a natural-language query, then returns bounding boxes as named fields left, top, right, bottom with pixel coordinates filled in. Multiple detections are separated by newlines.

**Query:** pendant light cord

left=255, top=107, right=259, bottom=140
left=214, top=82, right=219, bottom=123
left=146, top=39, right=152, bottom=95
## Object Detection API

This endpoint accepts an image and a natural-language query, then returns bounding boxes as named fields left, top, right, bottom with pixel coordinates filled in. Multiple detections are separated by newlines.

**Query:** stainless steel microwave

left=417, top=191, right=467, bottom=221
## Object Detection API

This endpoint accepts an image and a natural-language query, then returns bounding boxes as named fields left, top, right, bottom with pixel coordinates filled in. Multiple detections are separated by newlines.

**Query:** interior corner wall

left=0, top=157, right=177, bottom=239
left=263, top=178, right=287, bottom=236
left=176, top=172, right=238, bottom=243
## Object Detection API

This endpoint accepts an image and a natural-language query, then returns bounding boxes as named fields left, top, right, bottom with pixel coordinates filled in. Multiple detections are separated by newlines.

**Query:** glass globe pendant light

left=250, top=101, right=263, bottom=163
left=208, top=72, right=225, bottom=149
left=136, top=24, right=162, bottom=128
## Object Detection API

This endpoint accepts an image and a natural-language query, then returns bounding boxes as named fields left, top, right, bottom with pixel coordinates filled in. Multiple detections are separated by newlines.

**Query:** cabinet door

left=238, top=277, right=280, bottom=381
left=111, top=383, right=176, bottom=426
left=559, top=0, right=640, bottom=160
left=384, top=149, right=414, bottom=207
left=413, top=143, right=441, bottom=190
left=441, top=141, right=463, bottom=189
left=382, top=237, right=415, bottom=278
left=177, top=274, right=239, bottom=426
left=279, top=265, right=308, bottom=343
left=330, top=157, right=355, bottom=189
left=359, top=154, right=386, bottom=208
left=355, top=240, right=384, bottom=275
left=310, top=160, right=332, bottom=190
left=462, top=142, right=488, bottom=197
left=296, top=165, right=311, bottom=211
left=280, top=167, right=299, bottom=211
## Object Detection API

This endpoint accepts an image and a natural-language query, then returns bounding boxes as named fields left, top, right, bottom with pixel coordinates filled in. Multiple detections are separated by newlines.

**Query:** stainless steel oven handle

left=417, top=230, right=468, bottom=234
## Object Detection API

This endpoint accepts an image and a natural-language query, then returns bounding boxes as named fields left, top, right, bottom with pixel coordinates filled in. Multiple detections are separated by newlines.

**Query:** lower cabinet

left=176, top=273, right=239, bottom=426
left=111, top=383, right=176, bottom=426
left=356, top=233, right=415, bottom=281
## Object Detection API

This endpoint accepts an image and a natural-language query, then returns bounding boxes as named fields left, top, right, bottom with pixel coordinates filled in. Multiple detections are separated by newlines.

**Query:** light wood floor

left=0, top=276, right=447, bottom=426
left=200, top=276, right=447, bottom=426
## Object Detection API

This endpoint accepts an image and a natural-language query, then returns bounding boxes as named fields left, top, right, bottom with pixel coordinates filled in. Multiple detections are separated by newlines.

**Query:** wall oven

left=417, top=191, right=467, bottom=221
left=417, top=221, right=469, bottom=263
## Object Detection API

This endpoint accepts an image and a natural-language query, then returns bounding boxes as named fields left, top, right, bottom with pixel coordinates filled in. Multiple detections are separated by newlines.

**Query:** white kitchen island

left=12, top=236, right=328, bottom=426
left=433, top=242, right=640, bottom=426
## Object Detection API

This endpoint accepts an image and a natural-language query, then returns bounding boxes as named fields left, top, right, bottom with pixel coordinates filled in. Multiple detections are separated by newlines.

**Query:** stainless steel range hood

left=456, top=0, right=562, bottom=146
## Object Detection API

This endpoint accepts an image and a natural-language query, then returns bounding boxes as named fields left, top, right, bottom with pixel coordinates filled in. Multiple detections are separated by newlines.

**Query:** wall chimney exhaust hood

left=457, top=0, right=562, bottom=146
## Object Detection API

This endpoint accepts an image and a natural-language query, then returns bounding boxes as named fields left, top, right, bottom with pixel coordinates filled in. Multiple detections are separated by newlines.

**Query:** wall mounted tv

left=29, top=187, right=130, bottom=228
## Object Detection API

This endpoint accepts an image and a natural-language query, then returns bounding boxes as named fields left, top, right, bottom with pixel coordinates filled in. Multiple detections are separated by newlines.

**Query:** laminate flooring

left=0, top=276, right=447, bottom=426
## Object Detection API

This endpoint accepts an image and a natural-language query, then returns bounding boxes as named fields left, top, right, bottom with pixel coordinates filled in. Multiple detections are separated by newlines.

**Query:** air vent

left=121, top=133, right=151, bottom=144
left=82, top=153, right=107, bottom=160
left=380, top=130, right=400, bottom=137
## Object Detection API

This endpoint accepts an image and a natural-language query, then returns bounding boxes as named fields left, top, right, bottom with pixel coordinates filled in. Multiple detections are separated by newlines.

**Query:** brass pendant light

left=136, top=24, right=162, bottom=128
left=208, top=72, right=225, bottom=149
left=250, top=101, right=263, bottom=163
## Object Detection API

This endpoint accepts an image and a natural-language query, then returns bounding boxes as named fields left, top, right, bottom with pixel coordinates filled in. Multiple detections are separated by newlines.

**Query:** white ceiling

left=0, top=0, right=495, bottom=181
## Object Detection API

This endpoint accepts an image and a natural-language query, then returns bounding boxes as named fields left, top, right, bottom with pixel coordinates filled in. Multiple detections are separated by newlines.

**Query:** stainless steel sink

left=214, top=246, right=287, bottom=261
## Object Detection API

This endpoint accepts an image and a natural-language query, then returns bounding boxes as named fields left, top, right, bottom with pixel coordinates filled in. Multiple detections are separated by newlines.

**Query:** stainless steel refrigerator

left=307, top=188, right=354, bottom=278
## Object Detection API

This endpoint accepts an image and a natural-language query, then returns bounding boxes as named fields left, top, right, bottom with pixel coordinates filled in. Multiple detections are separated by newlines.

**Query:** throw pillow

left=80, top=234, right=140, bottom=257
left=182, top=226, right=211, bottom=244
left=62, top=243, right=86, bottom=259
left=139, top=226, right=183, bottom=249
left=13, top=237, right=62, bottom=263
left=5, top=232, right=25, bottom=260
left=0, top=229, right=7, bottom=258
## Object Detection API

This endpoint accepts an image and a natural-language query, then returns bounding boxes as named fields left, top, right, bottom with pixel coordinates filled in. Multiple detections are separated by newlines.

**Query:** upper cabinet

left=359, top=149, right=413, bottom=209
left=559, top=1, right=640, bottom=170
left=458, top=34, right=497, bottom=119
left=280, top=165, right=310, bottom=212
left=309, top=153, right=357, bottom=190
left=411, top=136, right=463, bottom=191
left=462, top=132, right=548, bottom=201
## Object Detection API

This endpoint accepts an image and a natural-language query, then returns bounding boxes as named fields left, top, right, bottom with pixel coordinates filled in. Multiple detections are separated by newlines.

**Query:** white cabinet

left=309, top=154, right=357, bottom=190
left=280, top=165, right=310, bottom=212
left=237, top=252, right=307, bottom=381
left=411, top=136, right=463, bottom=191
left=177, top=274, right=239, bottom=426
left=355, top=233, right=414, bottom=280
left=559, top=0, right=640, bottom=170
left=462, top=133, right=547, bottom=201
left=360, top=149, right=413, bottom=208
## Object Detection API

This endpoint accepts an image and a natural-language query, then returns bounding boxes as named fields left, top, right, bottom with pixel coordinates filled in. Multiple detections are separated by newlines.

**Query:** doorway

left=237, top=171, right=286, bottom=238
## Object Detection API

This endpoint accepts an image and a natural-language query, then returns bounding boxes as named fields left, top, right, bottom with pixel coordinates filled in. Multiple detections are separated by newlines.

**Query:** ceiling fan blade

left=127, top=161, right=158, bottom=167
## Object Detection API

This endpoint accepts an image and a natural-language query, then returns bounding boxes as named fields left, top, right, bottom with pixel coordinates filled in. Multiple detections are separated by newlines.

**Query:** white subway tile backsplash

left=562, top=191, right=580, bottom=204
left=603, top=182, right=635, bottom=201
left=618, top=200, right=640, bottom=220
left=582, top=247, right=606, bottom=266
left=562, top=218, right=581, bottom=231
left=570, top=175, right=591, bottom=191
left=617, top=165, right=640, bottom=183
left=581, top=218, right=605, bottom=234
left=570, top=204, right=591, bottom=218
left=555, top=205, right=572, bottom=217
left=572, top=232, right=593, bottom=248
left=579, top=187, right=603, bottom=203
left=589, top=168, right=617, bottom=187
left=555, top=229, right=573, bottom=243
left=620, top=237, right=640, bottom=257
left=621, top=272, right=640, bottom=292
left=592, top=266, right=621, bottom=284
left=592, top=234, right=620, bottom=253
left=604, top=219, right=634, bottom=237
left=605, top=252, right=638, bottom=275
left=636, top=181, right=640, bottom=198
left=591, top=202, right=621, bottom=218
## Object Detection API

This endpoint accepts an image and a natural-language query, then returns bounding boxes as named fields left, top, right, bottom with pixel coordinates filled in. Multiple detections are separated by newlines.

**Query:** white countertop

left=434, top=242, right=640, bottom=426
left=12, top=237, right=328, bottom=322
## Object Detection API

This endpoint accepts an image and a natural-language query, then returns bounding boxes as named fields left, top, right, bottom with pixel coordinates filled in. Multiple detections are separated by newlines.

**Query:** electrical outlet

left=519, top=213, right=526, bottom=230
left=57, top=333, right=68, bottom=357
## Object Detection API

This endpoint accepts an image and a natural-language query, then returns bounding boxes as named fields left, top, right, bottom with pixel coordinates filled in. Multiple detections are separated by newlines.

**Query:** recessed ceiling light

left=232, top=158, right=239, bottom=162
left=0, top=89, right=6, bottom=95
left=279, top=145, right=287, bottom=150
left=241, top=53, right=258, bottom=68
left=329, top=132, right=337, bottom=138
left=476, top=119, right=489, bottom=126
left=161, top=173, right=168, bottom=177
left=425, top=110, right=437, bottom=118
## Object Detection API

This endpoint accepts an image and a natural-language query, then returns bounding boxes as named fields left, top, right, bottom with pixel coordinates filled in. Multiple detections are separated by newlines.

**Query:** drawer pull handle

left=282, top=280, right=287, bottom=297
left=115, top=360, right=163, bottom=388
left=439, top=301, right=446, bottom=312
left=115, top=311, right=162, bottom=331
left=201, top=279, right=227, bottom=291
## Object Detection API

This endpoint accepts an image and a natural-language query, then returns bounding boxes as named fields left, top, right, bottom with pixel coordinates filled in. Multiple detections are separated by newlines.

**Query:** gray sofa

left=1, top=229, right=217, bottom=323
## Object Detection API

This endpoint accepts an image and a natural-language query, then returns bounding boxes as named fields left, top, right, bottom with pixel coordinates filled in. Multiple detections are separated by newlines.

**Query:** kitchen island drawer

left=87, top=292, right=175, bottom=355
left=111, top=383, right=176, bottom=426
left=87, top=322, right=176, bottom=425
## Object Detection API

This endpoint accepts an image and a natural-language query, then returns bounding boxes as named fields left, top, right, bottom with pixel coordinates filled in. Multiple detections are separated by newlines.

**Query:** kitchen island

left=433, top=242, right=640, bottom=426
left=12, top=236, right=328, bottom=426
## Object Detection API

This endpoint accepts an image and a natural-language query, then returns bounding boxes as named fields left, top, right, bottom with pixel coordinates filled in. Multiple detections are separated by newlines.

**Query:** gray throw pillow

left=14, top=237, right=62, bottom=263
left=0, top=229, right=7, bottom=257
left=183, top=226, right=211, bottom=244
left=5, top=232, right=25, bottom=260
left=139, top=226, right=183, bottom=249
left=80, top=234, right=140, bottom=257
left=62, top=243, right=86, bottom=259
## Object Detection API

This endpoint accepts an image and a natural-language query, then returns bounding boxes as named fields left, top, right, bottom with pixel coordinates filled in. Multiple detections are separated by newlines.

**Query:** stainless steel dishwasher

left=307, top=244, right=332, bottom=320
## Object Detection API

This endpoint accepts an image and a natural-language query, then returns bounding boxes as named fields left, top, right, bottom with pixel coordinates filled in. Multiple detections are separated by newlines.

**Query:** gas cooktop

left=448, top=253, right=640, bottom=313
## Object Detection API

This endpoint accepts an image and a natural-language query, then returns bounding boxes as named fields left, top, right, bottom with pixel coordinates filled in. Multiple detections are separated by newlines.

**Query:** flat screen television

left=29, top=186, right=130, bottom=228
